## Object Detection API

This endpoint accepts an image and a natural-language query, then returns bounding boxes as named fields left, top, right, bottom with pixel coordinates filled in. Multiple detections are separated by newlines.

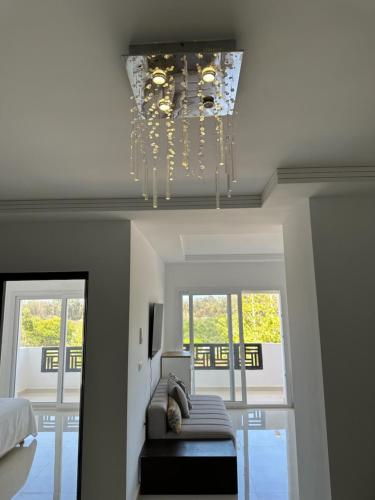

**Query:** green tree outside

left=20, top=299, right=84, bottom=347
left=183, top=293, right=281, bottom=344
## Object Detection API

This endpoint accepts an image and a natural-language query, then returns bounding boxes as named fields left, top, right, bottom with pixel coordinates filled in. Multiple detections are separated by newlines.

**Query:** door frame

left=178, top=286, right=293, bottom=409
left=0, top=272, right=88, bottom=500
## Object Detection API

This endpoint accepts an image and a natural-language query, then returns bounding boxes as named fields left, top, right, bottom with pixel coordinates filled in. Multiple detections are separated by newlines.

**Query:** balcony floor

left=194, top=387, right=286, bottom=405
left=17, top=387, right=285, bottom=406
left=17, top=389, right=80, bottom=403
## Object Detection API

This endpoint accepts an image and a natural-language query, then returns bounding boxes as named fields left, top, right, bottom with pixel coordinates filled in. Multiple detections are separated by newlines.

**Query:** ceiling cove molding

left=1, top=166, right=375, bottom=214
left=262, top=165, right=375, bottom=204
left=276, top=166, right=375, bottom=183
left=185, top=253, right=284, bottom=262
left=0, top=195, right=261, bottom=213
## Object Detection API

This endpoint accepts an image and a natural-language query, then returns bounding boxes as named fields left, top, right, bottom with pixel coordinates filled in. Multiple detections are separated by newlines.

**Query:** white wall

left=126, top=223, right=165, bottom=500
left=283, top=200, right=331, bottom=500
left=0, top=221, right=131, bottom=500
left=310, top=196, right=375, bottom=500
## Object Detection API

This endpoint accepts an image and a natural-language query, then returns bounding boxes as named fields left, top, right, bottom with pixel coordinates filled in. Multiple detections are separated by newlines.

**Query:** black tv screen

left=149, top=303, right=163, bottom=358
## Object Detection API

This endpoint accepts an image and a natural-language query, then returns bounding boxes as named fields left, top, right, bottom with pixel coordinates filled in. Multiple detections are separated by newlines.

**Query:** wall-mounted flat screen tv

left=149, top=303, right=163, bottom=358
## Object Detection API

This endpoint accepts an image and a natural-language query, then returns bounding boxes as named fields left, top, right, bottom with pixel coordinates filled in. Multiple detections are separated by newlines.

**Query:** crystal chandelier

left=124, top=41, right=243, bottom=208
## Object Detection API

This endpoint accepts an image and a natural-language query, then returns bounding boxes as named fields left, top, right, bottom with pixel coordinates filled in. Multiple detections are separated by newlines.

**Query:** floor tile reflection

left=139, top=409, right=299, bottom=500
left=0, top=410, right=79, bottom=500
left=0, top=408, right=298, bottom=500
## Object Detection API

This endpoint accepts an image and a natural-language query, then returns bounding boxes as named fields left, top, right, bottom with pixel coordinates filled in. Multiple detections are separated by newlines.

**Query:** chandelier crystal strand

left=165, top=113, right=172, bottom=200
left=140, top=120, right=149, bottom=199
left=225, top=117, right=232, bottom=198
left=181, top=55, right=190, bottom=174
left=165, top=74, right=176, bottom=200
left=215, top=70, right=225, bottom=168
left=129, top=95, right=137, bottom=177
left=125, top=46, right=243, bottom=207
left=222, top=57, right=232, bottom=197
left=215, top=163, right=220, bottom=209
left=150, top=103, right=160, bottom=208
left=152, top=167, right=158, bottom=208
left=230, top=112, right=237, bottom=184
left=196, top=63, right=205, bottom=179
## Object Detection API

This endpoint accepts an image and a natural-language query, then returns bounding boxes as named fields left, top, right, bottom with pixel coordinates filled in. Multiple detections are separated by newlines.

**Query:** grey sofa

left=147, top=378, right=235, bottom=440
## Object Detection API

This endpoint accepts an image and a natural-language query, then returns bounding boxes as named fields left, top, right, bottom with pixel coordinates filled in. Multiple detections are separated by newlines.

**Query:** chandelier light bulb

left=202, top=65, right=216, bottom=83
left=158, top=97, right=172, bottom=113
left=151, top=68, right=167, bottom=85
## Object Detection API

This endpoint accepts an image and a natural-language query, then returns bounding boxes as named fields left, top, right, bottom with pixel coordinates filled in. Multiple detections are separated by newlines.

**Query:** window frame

left=178, top=286, right=293, bottom=409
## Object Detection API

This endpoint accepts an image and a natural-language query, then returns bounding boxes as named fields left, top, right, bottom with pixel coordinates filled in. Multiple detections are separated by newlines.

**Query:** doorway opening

left=1, top=279, right=85, bottom=408
left=182, top=290, right=289, bottom=406
left=0, top=274, right=87, bottom=499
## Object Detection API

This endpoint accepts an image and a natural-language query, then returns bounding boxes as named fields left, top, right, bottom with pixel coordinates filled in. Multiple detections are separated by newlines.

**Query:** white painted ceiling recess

left=1, top=0, right=375, bottom=200
left=181, top=231, right=283, bottom=257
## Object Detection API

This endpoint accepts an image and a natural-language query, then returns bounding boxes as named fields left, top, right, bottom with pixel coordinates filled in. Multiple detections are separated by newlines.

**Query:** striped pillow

left=167, top=397, right=182, bottom=434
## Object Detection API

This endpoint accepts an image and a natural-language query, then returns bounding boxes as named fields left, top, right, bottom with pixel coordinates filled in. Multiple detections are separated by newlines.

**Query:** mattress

left=0, top=398, right=37, bottom=458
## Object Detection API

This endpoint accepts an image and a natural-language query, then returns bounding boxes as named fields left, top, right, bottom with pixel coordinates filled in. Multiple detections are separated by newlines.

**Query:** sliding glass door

left=183, top=290, right=287, bottom=406
left=14, top=296, right=84, bottom=405
left=183, top=293, right=247, bottom=404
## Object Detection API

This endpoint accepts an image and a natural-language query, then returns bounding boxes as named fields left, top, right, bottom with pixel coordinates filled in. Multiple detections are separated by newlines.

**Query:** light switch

left=139, top=327, right=143, bottom=344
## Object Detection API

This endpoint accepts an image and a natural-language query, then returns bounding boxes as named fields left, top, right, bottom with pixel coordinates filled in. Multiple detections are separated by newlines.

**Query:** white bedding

left=0, top=398, right=37, bottom=458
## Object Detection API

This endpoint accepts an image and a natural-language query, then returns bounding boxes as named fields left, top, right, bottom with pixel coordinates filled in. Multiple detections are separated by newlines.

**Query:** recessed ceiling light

left=151, top=68, right=167, bottom=85
left=202, top=65, right=216, bottom=83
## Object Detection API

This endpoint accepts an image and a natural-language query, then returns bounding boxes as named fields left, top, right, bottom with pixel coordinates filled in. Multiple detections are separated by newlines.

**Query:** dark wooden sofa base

left=140, top=439, right=238, bottom=495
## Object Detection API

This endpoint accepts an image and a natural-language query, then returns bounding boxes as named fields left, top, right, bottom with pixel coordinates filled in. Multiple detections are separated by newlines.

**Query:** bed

left=0, top=398, right=37, bottom=458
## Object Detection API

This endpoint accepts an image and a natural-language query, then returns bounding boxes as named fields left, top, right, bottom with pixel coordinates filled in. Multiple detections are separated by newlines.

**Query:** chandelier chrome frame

left=124, top=40, right=243, bottom=208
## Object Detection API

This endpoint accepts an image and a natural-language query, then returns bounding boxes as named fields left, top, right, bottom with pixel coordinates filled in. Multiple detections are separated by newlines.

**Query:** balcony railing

left=41, top=346, right=82, bottom=373
left=183, top=343, right=263, bottom=370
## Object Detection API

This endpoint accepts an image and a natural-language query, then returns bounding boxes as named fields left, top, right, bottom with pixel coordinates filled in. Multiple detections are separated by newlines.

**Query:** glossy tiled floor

left=139, top=409, right=299, bottom=500
left=0, top=410, right=79, bottom=500
left=0, top=408, right=299, bottom=500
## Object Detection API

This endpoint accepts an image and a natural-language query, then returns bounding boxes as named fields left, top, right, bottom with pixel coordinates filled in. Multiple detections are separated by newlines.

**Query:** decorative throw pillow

left=168, top=379, right=190, bottom=418
left=167, top=397, right=182, bottom=434
left=168, top=372, right=193, bottom=410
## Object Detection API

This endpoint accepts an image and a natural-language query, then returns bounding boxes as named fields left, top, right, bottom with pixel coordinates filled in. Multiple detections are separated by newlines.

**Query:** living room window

left=182, top=291, right=288, bottom=406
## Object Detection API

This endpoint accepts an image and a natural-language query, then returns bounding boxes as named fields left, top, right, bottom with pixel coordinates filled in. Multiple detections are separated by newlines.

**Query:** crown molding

left=0, top=194, right=261, bottom=213
left=276, top=166, right=375, bottom=183
left=185, top=253, right=284, bottom=262
left=262, top=165, right=375, bottom=205
left=1, top=166, right=375, bottom=215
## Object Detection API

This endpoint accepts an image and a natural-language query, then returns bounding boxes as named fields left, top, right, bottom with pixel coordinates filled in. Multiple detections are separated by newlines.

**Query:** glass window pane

left=192, top=295, right=232, bottom=401
left=63, top=298, right=84, bottom=404
left=182, top=294, right=190, bottom=347
left=242, top=292, right=286, bottom=405
left=15, top=299, right=62, bottom=403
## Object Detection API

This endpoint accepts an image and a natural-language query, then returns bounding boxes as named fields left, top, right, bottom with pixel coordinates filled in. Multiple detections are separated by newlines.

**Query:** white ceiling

left=181, top=232, right=283, bottom=257
left=1, top=0, right=375, bottom=200
left=131, top=208, right=286, bottom=262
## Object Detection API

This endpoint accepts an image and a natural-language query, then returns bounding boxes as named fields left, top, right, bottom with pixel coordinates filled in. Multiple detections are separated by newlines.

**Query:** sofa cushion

left=147, top=380, right=168, bottom=439
left=167, top=397, right=182, bottom=434
left=147, top=378, right=235, bottom=441
left=168, top=379, right=190, bottom=418
left=168, top=372, right=193, bottom=410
